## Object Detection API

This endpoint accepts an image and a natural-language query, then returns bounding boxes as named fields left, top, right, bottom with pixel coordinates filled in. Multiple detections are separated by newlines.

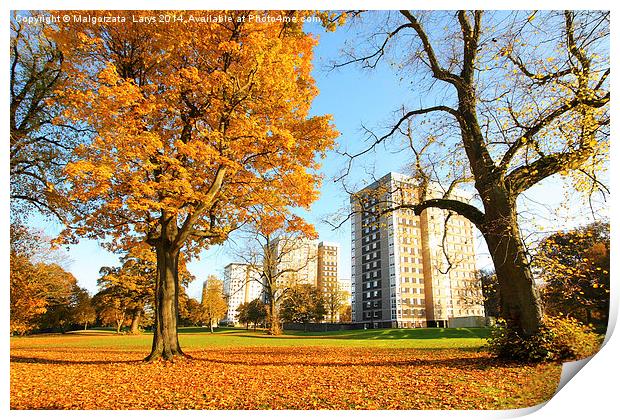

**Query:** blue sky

left=24, top=12, right=608, bottom=300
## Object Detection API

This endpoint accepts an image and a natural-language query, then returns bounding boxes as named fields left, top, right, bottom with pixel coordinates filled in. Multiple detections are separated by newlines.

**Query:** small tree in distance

left=72, top=288, right=97, bottom=330
left=339, top=304, right=352, bottom=323
left=10, top=224, right=76, bottom=334
left=238, top=299, right=268, bottom=331
left=201, top=276, right=228, bottom=333
left=247, top=299, right=268, bottom=331
left=477, top=269, right=501, bottom=319
left=281, top=284, right=327, bottom=327
left=323, top=282, right=349, bottom=323
left=180, top=297, right=203, bottom=327
left=237, top=302, right=251, bottom=329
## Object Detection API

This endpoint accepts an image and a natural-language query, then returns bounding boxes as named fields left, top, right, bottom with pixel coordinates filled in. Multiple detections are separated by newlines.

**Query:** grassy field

left=12, top=326, right=491, bottom=349
left=10, top=327, right=561, bottom=410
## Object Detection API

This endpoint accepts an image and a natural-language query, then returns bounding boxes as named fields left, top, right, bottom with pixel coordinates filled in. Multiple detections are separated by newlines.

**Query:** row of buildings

left=220, top=172, right=485, bottom=328
left=222, top=241, right=350, bottom=325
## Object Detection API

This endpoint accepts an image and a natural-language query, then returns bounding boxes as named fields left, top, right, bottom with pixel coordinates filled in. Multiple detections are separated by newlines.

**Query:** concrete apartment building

left=338, top=278, right=352, bottom=297
left=318, top=242, right=351, bottom=322
left=271, top=237, right=318, bottom=286
left=317, top=241, right=341, bottom=294
left=350, top=172, right=484, bottom=328
left=222, top=263, right=263, bottom=324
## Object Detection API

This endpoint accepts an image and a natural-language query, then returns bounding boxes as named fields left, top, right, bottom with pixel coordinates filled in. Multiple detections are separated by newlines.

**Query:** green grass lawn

left=11, top=326, right=490, bottom=350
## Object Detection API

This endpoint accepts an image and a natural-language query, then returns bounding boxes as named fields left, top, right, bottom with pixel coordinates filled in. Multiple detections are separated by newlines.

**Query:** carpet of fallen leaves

left=10, top=337, right=561, bottom=410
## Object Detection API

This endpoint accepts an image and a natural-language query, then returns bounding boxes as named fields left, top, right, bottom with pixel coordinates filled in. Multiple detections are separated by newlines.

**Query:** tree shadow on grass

left=11, top=349, right=540, bottom=371
left=188, top=348, right=536, bottom=371
left=188, top=355, right=530, bottom=370
left=233, top=328, right=490, bottom=341
left=10, top=356, right=142, bottom=365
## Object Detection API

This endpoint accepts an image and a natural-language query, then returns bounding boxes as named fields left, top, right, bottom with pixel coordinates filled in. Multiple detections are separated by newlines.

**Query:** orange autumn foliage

left=52, top=10, right=338, bottom=254
left=50, top=10, right=338, bottom=359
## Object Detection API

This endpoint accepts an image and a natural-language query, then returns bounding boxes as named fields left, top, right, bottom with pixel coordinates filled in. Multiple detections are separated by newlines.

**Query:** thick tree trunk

left=145, top=242, right=187, bottom=361
left=130, top=309, right=141, bottom=334
left=267, top=299, right=281, bottom=335
left=481, top=186, right=543, bottom=336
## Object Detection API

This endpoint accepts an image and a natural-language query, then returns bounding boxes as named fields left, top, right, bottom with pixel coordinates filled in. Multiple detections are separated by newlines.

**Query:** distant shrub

left=486, top=316, right=602, bottom=362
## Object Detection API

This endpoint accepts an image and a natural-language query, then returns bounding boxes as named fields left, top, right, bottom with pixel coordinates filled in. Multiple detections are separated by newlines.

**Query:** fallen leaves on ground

left=10, top=342, right=561, bottom=410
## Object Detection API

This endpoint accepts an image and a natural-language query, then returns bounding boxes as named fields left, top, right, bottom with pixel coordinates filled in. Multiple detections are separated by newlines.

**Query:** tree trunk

left=145, top=241, right=186, bottom=361
left=481, top=186, right=543, bottom=336
left=84, top=322, right=88, bottom=330
left=130, top=309, right=142, bottom=334
left=267, top=299, right=281, bottom=335
left=210, top=318, right=214, bottom=333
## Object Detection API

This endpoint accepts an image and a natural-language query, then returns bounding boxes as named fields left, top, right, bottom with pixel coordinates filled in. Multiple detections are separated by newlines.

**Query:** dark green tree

left=281, top=284, right=326, bottom=326
left=246, top=299, right=268, bottom=331
left=237, top=302, right=251, bottom=329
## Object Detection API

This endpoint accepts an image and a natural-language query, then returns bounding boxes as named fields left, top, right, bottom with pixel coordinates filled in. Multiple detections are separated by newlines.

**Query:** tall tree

left=334, top=11, right=608, bottom=338
left=52, top=10, right=337, bottom=360
left=234, top=213, right=319, bottom=335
